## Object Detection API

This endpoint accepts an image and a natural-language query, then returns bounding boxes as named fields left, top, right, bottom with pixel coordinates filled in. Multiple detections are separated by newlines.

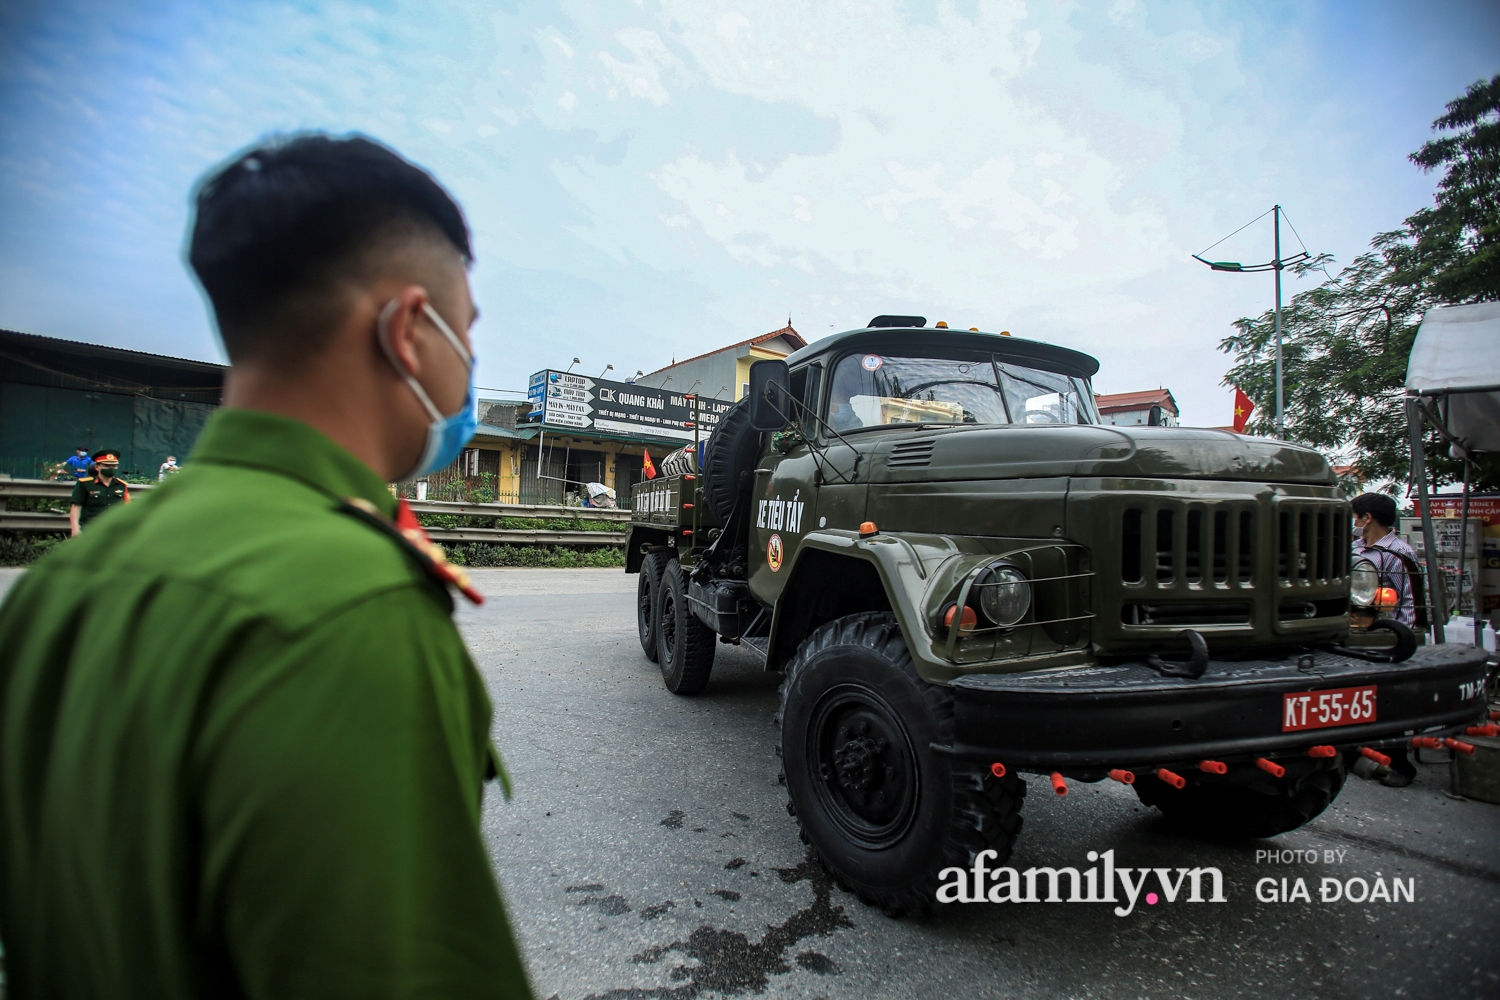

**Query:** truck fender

left=764, top=530, right=930, bottom=672
left=624, top=525, right=674, bottom=574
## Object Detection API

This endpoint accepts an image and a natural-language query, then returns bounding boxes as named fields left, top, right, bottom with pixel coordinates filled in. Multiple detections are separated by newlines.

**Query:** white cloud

left=646, top=1, right=1175, bottom=314
left=596, top=30, right=683, bottom=106
left=558, top=90, right=577, bottom=112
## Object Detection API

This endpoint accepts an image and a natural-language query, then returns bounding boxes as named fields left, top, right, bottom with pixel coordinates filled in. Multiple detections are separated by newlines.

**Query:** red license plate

left=1282, top=685, right=1377, bottom=732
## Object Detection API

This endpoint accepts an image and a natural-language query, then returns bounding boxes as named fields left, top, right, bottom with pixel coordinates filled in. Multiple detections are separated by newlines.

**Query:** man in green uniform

left=0, top=135, right=533, bottom=997
left=67, top=448, right=130, bottom=535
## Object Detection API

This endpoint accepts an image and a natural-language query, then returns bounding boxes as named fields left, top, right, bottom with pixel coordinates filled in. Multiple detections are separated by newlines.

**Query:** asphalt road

left=2, top=566, right=1497, bottom=999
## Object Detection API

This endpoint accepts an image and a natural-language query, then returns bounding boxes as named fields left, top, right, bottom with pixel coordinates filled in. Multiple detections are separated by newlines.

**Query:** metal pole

left=1407, top=396, right=1447, bottom=643
left=1458, top=455, right=1477, bottom=645
left=1273, top=204, right=1285, bottom=439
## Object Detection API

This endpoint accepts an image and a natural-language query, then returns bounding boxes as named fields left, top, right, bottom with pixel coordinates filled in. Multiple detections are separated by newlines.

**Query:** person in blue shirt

left=63, top=447, right=93, bottom=480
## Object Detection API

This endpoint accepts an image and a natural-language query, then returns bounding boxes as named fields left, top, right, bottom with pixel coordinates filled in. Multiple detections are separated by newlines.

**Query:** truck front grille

left=1121, top=504, right=1256, bottom=588
left=1276, top=505, right=1347, bottom=585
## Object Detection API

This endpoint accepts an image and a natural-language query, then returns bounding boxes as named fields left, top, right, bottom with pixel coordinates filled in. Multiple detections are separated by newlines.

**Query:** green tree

left=1219, top=77, right=1500, bottom=494
left=1406, top=74, right=1500, bottom=303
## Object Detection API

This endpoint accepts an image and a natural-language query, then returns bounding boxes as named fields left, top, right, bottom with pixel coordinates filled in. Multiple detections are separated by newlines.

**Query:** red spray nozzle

left=1255, top=757, right=1286, bottom=778
left=1156, top=768, right=1186, bottom=789
left=1411, top=737, right=1444, bottom=750
left=1444, top=738, right=1476, bottom=755
left=990, top=762, right=1007, bottom=779
left=1358, top=747, right=1392, bottom=767
left=1050, top=772, right=1068, bottom=796
left=1464, top=725, right=1500, bottom=737
left=1108, top=769, right=1135, bottom=785
left=1308, top=745, right=1337, bottom=758
left=1198, top=760, right=1228, bottom=774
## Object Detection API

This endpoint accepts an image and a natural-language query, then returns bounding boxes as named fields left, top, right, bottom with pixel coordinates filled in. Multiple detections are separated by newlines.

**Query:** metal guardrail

left=0, top=479, right=629, bottom=546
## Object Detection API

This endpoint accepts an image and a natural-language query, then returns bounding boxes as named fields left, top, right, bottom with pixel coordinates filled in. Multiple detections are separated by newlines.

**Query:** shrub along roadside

left=0, top=532, right=68, bottom=566
left=442, top=543, right=624, bottom=568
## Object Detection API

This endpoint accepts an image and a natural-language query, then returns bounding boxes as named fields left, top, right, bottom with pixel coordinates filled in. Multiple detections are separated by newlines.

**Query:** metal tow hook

left=1145, top=629, right=1210, bottom=679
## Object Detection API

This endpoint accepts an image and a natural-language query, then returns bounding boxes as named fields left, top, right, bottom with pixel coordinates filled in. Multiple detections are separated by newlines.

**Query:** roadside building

left=426, top=324, right=809, bottom=507
left=633, top=323, right=806, bottom=403
left=0, top=329, right=224, bottom=479
left=1095, top=388, right=1179, bottom=428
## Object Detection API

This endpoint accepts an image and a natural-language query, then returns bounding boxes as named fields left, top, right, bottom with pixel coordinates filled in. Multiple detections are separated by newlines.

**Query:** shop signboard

left=526, top=370, right=734, bottom=442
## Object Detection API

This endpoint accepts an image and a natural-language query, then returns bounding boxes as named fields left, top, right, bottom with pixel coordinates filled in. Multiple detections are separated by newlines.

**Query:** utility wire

left=1196, top=206, right=1275, bottom=257
left=1278, top=207, right=1336, bottom=281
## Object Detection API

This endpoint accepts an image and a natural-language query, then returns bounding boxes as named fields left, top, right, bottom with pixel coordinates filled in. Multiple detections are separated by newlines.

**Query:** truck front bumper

left=944, top=644, right=1491, bottom=777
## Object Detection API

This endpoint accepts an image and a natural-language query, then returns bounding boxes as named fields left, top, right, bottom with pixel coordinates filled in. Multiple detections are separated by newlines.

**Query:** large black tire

left=778, top=613, right=1025, bottom=917
left=1134, top=762, right=1346, bottom=838
left=656, top=559, right=715, bottom=694
left=701, top=398, right=762, bottom=523
left=637, top=552, right=667, bottom=662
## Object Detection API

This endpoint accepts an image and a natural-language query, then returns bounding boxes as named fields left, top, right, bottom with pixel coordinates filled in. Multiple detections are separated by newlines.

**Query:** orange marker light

left=1050, top=772, right=1068, bottom=795
left=990, top=762, right=1007, bottom=779
left=1373, top=587, right=1399, bottom=612
left=1199, top=760, right=1228, bottom=774
left=1255, top=757, right=1286, bottom=777
left=1359, top=747, right=1392, bottom=767
left=1156, top=768, right=1186, bottom=789
left=943, top=604, right=978, bottom=631
left=858, top=521, right=879, bottom=537
left=1108, top=769, right=1135, bottom=785
left=1308, top=745, right=1337, bottom=758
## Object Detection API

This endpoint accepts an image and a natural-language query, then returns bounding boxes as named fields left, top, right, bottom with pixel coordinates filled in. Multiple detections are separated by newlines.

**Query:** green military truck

left=625, top=317, right=1491, bottom=916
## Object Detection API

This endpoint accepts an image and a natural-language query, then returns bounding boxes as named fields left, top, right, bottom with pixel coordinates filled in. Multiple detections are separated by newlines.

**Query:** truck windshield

left=826, top=351, right=1097, bottom=432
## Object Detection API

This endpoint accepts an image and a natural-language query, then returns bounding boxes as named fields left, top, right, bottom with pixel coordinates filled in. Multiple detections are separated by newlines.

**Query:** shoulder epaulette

left=337, top=497, right=484, bottom=605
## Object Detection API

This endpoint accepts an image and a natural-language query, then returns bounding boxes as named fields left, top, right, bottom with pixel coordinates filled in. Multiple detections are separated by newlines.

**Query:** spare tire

left=701, top=399, right=763, bottom=523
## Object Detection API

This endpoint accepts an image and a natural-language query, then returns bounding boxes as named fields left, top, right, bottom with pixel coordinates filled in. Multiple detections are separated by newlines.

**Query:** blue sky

left=2, top=0, right=1496, bottom=425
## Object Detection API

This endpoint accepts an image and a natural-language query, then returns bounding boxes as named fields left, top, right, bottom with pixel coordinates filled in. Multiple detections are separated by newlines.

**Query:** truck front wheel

left=778, top=612, right=1025, bottom=917
left=656, top=559, right=716, bottom=694
left=637, top=552, right=667, bottom=662
left=1134, top=762, right=1346, bottom=839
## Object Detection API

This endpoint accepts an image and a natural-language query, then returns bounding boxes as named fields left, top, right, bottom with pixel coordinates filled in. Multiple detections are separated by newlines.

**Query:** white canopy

left=1407, top=302, right=1500, bottom=453
left=1407, top=301, right=1500, bottom=394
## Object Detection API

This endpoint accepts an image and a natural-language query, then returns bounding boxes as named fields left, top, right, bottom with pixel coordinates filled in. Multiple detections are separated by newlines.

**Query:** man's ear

left=377, top=286, right=431, bottom=378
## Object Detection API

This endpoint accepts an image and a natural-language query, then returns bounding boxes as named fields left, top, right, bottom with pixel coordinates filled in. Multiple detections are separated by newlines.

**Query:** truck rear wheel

left=778, top=612, right=1025, bottom=917
left=637, top=552, right=667, bottom=662
left=656, top=559, right=715, bottom=695
left=1134, top=763, right=1346, bottom=839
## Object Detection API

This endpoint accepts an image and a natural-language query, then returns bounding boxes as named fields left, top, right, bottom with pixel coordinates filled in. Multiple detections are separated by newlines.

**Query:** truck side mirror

left=748, top=359, right=792, bottom=431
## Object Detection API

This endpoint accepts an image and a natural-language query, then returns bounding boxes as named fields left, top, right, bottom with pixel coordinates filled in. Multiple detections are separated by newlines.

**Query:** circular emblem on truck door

left=767, top=533, right=784, bottom=572
left=861, top=354, right=883, bottom=371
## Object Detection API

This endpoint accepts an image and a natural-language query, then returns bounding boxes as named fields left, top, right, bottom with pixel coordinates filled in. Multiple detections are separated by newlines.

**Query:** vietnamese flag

left=643, top=448, right=657, bottom=480
left=1232, top=388, right=1255, bottom=433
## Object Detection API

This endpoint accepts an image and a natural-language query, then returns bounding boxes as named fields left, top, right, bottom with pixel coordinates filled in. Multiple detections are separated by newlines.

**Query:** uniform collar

left=189, top=408, right=398, bottom=518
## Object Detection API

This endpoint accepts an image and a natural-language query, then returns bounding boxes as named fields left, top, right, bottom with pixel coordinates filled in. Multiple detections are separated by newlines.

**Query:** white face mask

left=377, top=299, right=479, bottom=481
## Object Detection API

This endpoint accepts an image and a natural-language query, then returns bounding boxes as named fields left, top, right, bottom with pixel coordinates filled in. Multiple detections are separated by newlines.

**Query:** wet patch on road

left=583, top=854, right=853, bottom=1000
left=659, top=810, right=686, bottom=829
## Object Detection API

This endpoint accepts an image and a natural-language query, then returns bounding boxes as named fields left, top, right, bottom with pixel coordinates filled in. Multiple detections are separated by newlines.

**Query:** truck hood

left=862, top=424, right=1335, bottom=485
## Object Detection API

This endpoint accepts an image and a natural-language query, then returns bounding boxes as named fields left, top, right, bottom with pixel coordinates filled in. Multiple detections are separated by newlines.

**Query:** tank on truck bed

left=625, top=317, right=1493, bottom=917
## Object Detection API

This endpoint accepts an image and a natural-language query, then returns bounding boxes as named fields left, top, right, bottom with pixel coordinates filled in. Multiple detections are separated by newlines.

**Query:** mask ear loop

left=421, top=302, right=473, bottom=368
left=377, top=299, right=444, bottom=423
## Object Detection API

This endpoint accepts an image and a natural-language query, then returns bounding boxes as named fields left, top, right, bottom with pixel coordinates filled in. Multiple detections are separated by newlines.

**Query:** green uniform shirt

left=0, top=409, right=533, bottom=999
left=68, top=473, right=130, bottom=524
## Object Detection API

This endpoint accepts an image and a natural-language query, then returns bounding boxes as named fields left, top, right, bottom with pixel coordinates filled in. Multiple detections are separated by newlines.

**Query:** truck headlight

left=1350, top=557, right=1378, bottom=607
left=977, top=564, right=1031, bottom=627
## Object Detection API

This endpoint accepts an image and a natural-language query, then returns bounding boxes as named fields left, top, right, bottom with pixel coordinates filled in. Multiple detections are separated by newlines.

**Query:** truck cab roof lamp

left=867, top=315, right=927, bottom=328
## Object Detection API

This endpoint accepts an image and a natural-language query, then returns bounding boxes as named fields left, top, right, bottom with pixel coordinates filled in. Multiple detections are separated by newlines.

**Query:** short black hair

left=1351, top=493, right=1397, bottom=528
left=188, top=133, right=471, bottom=361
